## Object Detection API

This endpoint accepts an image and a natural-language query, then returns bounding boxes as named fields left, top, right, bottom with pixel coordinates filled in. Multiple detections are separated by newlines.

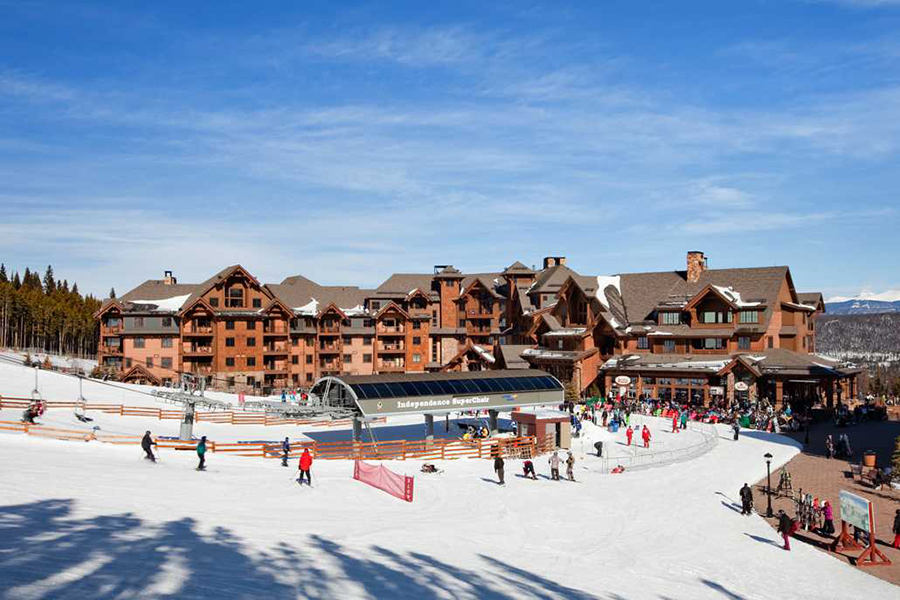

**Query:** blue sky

left=1, top=1, right=899, bottom=300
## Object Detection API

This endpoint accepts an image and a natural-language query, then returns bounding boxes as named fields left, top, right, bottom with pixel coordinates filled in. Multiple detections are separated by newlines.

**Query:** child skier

left=641, top=425, right=651, bottom=448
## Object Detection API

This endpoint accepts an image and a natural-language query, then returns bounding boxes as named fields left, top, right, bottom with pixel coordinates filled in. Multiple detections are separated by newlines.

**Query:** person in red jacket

left=298, top=448, right=313, bottom=485
left=625, top=426, right=633, bottom=446
left=672, top=414, right=679, bottom=433
left=641, top=425, right=651, bottom=448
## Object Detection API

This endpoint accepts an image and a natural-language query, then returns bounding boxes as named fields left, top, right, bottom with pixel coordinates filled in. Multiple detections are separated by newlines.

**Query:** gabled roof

left=496, top=344, right=532, bottom=369
left=503, top=261, right=535, bottom=275
left=459, top=276, right=503, bottom=300
left=119, top=364, right=161, bottom=386
left=375, top=301, right=410, bottom=320
left=528, top=263, right=578, bottom=296
left=178, top=265, right=266, bottom=314
left=797, top=292, right=825, bottom=312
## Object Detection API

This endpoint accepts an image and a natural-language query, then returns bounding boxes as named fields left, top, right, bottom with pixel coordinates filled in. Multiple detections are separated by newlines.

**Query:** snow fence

left=353, top=460, right=414, bottom=502
left=598, top=417, right=719, bottom=474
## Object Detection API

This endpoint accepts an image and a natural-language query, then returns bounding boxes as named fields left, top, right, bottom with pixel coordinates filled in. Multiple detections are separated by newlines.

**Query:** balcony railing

left=319, top=344, right=341, bottom=353
left=186, top=365, right=213, bottom=375
left=263, top=326, right=289, bottom=335
left=378, top=343, right=405, bottom=352
left=184, top=324, right=213, bottom=334
left=101, top=346, right=123, bottom=354
left=377, top=325, right=405, bottom=334
left=183, top=345, right=213, bottom=355
left=104, top=325, right=122, bottom=334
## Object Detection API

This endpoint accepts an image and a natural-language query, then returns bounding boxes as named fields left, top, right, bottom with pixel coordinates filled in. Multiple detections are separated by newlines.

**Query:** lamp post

left=803, top=408, right=810, bottom=446
left=764, top=452, right=774, bottom=518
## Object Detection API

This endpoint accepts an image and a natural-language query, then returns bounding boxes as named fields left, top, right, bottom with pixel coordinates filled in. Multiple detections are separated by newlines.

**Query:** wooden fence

left=0, top=395, right=384, bottom=428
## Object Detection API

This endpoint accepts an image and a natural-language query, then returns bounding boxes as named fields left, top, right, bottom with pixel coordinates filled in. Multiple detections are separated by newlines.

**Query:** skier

left=494, top=455, right=505, bottom=485
left=680, top=409, right=689, bottom=430
left=141, top=430, right=157, bottom=462
left=523, top=460, right=537, bottom=480
left=641, top=425, right=651, bottom=448
left=196, top=436, right=207, bottom=471
left=548, top=451, right=561, bottom=481
left=892, top=509, right=900, bottom=549
left=565, top=451, right=575, bottom=482
left=732, top=421, right=740, bottom=441
left=281, top=389, right=287, bottom=403
left=626, top=426, right=633, bottom=446
left=739, top=483, right=753, bottom=515
left=298, top=447, right=313, bottom=485
left=777, top=510, right=795, bottom=551
left=281, top=437, right=291, bottom=467
left=672, top=413, right=679, bottom=434
left=21, top=405, right=36, bottom=424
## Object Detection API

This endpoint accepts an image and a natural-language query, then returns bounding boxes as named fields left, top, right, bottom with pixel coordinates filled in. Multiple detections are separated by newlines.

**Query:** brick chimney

left=163, top=270, right=176, bottom=285
left=686, top=251, right=707, bottom=283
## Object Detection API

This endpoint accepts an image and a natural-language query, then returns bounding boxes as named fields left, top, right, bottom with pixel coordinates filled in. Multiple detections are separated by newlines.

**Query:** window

left=306, top=373, right=313, bottom=382
left=162, top=317, right=172, bottom=327
left=306, top=355, right=313, bottom=364
left=767, top=336, right=774, bottom=348
left=413, top=336, right=421, bottom=345
left=306, top=337, right=314, bottom=347
left=247, top=376, right=255, bottom=387
left=125, top=358, right=132, bottom=368
left=246, top=321, right=256, bottom=330
left=340, top=354, right=350, bottom=363
left=363, top=353, right=372, bottom=363
left=371, top=301, right=381, bottom=310
left=413, top=353, right=421, bottom=363
left=802, top=336, right=807, bottom=349
left=432, top=345, right=438, bottom=362
left=412, top=320, right=421, bottom=330
left=637, top=336, right=649, bottom=350
left=738, top=336, right=750, bottom=350
left=663, top=339, right=676, bottom=353
left=385, top=318, right=395, bottom=327
left=210, top=297, right=219, bottom=307
left=132, top=317, right=144, bottom=327
left=342, top=336, right=352, bottom=345
left=246, top=357, right=256, bottom=367
left=226, top=357, right=235, bottom=367
left=252, top=298, right=262, bottom=308
left=106, top=318, right=121, bottom=328
left=227, top=376, right=235, bottom=387
left=226, top=321, right=235, bottom=330
left=660, top=312, right=681, bottom=325
left=700, top=311, right=729, bottom=324
left=161, top=357, right=173, bottom=369
left=162, top=337, right=173, bottom=348
left=459, top=319, right=466, bottom=328
left=133, top=337, right=145, bottom=349
left=696, top=338, right=725, bottom=350
left=146, top=357, right=153, bottom=369
left=226, top=337, right=235, bottom=347
left=363, top=336, right=373, bottom=346
left=226, top=286, right=244, bottom=308
left=432, top=310, right=438, bottom=326
left=247, top=337, right=256, bottom=347
left=292, top=355, right=299, bottom=364
left=739, top=310, right=759, bottom=324
left=291, top=337, right=298, bottom=347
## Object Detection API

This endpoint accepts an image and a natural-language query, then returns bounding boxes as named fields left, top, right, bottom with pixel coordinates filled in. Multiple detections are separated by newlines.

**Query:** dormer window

left=226, top=286, right=244, bottom=308
left=739, top=310, right=759, bottom=324
left=699, top=310, right=732, bottom=324
left=660, top=311, right=681, bottom=325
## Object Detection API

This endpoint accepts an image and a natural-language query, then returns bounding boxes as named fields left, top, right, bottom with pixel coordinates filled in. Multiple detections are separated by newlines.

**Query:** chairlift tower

left=31, top=366, right=42, bottom=401
left=178, top=373, right=205, bottom=441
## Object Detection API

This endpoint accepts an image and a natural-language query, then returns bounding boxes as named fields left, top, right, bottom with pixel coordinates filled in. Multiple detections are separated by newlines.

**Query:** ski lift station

left=309, top=369, right=565, bottom=442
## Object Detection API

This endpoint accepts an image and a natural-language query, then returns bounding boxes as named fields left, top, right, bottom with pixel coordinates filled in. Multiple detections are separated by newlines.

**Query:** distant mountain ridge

left=816, top=312, right=900, bottom=361
left=824, top=299, right=900, bottom=315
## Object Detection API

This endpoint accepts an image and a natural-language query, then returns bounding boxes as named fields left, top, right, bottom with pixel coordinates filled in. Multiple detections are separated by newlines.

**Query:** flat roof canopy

left=311, top=369, right=564, bottom=418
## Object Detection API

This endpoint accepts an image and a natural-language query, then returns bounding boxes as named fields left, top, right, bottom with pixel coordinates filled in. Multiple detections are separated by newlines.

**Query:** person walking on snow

left=141, top=430, right=157, bottom=462
left=672, top=413, right=679, bottom=434
left=549, top=451, right=561, bottom=481
left=566, top=451, right=575, bottom=481
left=739, top=483, right=753, bottom=515
left=777, top=510, right=796, bottom=551
left=626, top=426, right=634, bottom=446
left=680, top=410, right=688, bottom=430
left=642, top=425, right=651, bottom=448
left=494, top=455, right=505, bottom=485
left=196, top=436, right=207, bottom=471
left=281, top=437, right=291, bottom=467
left=298, top=448, right=313, bottom=485
left=732, top=421, right=740, bottom=441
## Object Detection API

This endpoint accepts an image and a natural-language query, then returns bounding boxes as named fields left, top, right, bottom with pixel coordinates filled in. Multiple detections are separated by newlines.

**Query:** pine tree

left=12, top=272, right=21, bottom=289
left=71, top=282, right=78, bottom=295
left=43, top=265, right=56, bottom=294
left=109, top=287, right=116, bottom=299
left=0, top=263, right=6, bottom=283
left=565, top=379, right=580, bottom=405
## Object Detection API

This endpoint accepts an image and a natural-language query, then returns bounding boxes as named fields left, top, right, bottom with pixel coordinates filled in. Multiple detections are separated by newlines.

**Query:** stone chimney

left=686, top=251, right=707, bottom=283
left=542, top=256, right=566, bottom=269
left=163, top=270, right=176, bottom=285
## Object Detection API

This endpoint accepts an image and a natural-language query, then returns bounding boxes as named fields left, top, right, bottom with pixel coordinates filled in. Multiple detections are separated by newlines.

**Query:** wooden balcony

left=103, top=325, right=122, bottom=334
left=101, top=346, right=123, bottom=355
left=263, top=326, right=289, bottom=336
left=185, top=364, right=213, bottom=375
left=264, top=345, right=289, bottom=355
left=377, top=362, right=405, bottom=372
left=184, top=324, right=213, bottom=335
left=183, top=345, right=214, bottom=355
left=378, top=342, right=405, bottom=353
left=318, top=345, right=341, bottom=354
left=377, top=325, right=405, bottom=335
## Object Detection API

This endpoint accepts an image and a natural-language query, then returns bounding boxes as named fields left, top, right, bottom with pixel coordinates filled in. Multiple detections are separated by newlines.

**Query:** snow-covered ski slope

left=1, top=361, right=897, bottom=598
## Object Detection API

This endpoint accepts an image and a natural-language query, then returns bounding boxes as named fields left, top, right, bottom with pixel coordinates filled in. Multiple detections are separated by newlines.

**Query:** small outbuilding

left=512, top=408, right=571, bottom=450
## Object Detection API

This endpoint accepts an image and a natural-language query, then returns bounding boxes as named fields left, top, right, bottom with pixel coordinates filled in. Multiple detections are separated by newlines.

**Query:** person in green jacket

left=196, top=436, right=207, bottom=471
left=680, top=410, right=689, bottom=430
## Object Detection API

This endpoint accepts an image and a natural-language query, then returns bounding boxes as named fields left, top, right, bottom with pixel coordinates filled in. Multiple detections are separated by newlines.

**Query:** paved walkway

left=752, top=417, right=900, bottom=587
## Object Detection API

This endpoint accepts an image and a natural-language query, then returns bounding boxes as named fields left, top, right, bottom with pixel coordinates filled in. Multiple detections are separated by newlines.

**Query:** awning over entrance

left=311, top=369, right=564, bottom=418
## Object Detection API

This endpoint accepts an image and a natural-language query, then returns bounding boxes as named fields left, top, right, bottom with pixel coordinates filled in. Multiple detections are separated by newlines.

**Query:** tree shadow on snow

left=700, top=578, right=747, bottom=600
left=0, top=498, right=602, bottom=599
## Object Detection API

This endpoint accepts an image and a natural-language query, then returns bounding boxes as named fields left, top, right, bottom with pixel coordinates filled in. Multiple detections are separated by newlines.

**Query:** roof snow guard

left=310, top=369, right=564, bottom=418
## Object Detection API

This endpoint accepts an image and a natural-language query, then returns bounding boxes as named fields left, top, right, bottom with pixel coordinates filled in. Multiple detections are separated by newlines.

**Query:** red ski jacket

left=299, top=451, right=313, bottom=470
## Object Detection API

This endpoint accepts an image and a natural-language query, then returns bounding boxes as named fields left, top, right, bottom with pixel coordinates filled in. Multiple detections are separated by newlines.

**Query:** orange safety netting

left=353, top=460, right=414, bottom=502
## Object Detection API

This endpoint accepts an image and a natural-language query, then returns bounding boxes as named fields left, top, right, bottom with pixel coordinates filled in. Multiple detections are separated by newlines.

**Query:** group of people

left=492, top=451, right=576, bottom=485
left=625, top=424, right=652, bottom=447
left=139, top=430, right=207, bottom=470
left=824, top=433, right=853, bottom=459
left=279, top=389, right=310, bottom=404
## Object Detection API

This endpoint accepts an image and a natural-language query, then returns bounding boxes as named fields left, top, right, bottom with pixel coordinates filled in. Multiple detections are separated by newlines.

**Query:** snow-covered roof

left=341, top=304, right=368, bottom=316
left=294, top=298, right=319, bottom=316
left=782, top=301, right=817, bottom=312
left=595, top=275, right=621, bottom=310
left=471, top=345, right=496, bottom=364
left=128, top=294, right=192, bottom=312
left=712, top=285, right=762, bottom=308
left=543, top=328, right=587, bottom=337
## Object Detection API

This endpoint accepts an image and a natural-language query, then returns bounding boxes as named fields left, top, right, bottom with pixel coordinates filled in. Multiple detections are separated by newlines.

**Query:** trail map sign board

left=831, top=489, right=891, bottom=567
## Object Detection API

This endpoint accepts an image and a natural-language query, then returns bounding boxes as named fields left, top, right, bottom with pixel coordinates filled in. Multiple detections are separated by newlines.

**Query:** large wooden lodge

left=95, top=252, right=859, bottom=409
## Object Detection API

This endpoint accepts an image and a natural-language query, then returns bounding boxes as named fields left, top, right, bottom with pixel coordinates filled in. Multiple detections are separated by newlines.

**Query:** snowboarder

left=642, top=425, right=651, bottom=448
left=281, top=437, right=291, bottom=467
left=523, top=460, right=537, bottom=480
left=298, top=448, right=313, bottom=485
left=565, top=452, right=575, bottom=481
left=549, top=451, right=561, bottom=481
left=196, top=436, right=207, bottom=471
left=141, top=430, right=157, bottom=462
left=494, top=455, right=505, bottom=485
left=777, top=510, right=795, bottom=551
left=732, top=421, right=740, bottom=441
left=739, top=483, right=753, bottom=515
left=626, top=426, right=633, bottom=446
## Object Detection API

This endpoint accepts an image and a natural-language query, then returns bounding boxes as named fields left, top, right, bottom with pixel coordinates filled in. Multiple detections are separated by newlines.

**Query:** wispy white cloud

left=826, top=289, right=900, bottom=302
